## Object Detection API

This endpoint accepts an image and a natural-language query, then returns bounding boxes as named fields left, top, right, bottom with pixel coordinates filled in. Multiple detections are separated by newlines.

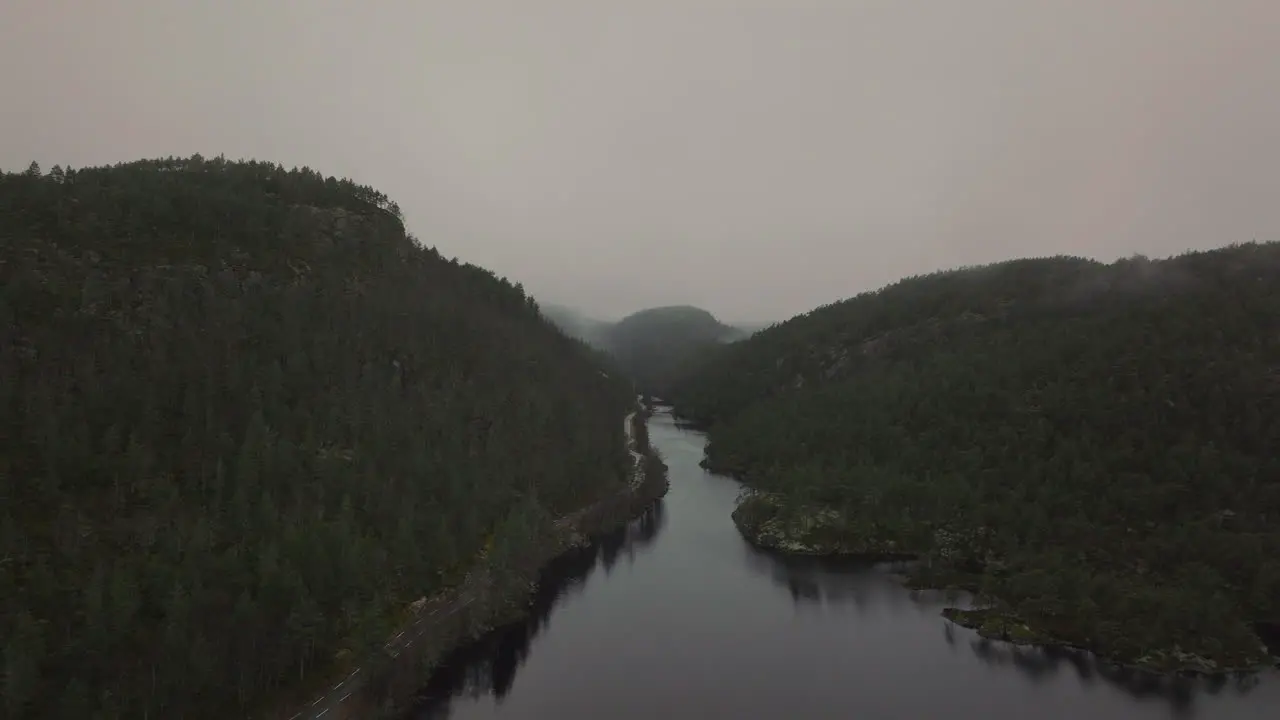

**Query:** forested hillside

left=0, top=157, right=634, bottom=718
left=672, top=247, right=1280, bottom=671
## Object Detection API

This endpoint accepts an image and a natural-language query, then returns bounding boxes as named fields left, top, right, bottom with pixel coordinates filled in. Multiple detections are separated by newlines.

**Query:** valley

left=4, top=158, right=1278, bottom=720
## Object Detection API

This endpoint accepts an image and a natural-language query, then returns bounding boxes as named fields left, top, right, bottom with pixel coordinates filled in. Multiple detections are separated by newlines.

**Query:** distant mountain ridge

left=539, top=302, right=766, bottom=394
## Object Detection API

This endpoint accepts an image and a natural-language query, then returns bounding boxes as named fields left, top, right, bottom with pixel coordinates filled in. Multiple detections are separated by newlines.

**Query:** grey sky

left=3, top=1, right=1277, bottom=321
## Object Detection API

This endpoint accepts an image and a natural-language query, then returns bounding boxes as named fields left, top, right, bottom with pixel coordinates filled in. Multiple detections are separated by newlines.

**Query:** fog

left=3, top=1, right=1277, bottom=322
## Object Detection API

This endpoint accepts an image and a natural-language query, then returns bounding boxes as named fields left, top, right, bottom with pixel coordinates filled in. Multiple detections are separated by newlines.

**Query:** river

left=405, top=410, right=1280, bottom=719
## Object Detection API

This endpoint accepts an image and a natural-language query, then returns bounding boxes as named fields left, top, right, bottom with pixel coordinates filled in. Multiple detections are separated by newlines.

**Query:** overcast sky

left=3, top=1, right=1278, bottom=321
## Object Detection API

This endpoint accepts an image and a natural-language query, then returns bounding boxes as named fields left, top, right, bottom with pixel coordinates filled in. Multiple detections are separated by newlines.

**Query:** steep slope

left=672, top=247, right=1280, bottom=672
left=0, top=157, right=635, bottom=719
left=602, top=305, right=741, bottom=396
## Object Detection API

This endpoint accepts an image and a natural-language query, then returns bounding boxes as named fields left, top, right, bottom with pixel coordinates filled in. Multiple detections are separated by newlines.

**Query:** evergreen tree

left=674, top=247, right=1280, bottom=670
left=0, top=156, right=634, bottom=717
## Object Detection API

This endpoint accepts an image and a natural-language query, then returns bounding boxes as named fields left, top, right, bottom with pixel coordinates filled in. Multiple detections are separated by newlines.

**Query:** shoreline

left=270, top=405, right=668, bottom=720
left=936, top=606, right=1278, bottom=677
left=728, top=489, right=1278, bottom=679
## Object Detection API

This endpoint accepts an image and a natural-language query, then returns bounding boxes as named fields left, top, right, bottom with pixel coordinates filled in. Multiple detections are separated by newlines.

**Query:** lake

left=406, top=410, right=1280, bottom=719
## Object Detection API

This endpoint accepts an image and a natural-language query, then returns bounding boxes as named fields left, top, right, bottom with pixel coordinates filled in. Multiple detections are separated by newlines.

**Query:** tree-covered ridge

left=0, top=157, right=634, bottom=718
left=673, top=255, right=1107, bottom=425
left=674, top=245, right=1280, bottom=671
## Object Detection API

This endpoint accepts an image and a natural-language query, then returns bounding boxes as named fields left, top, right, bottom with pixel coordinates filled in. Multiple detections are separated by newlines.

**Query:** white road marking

left=341, top=692, right=352, bottom=702
left=316, top=709, right=330, bottom=718
left=312, top=697, right=322, bottom=706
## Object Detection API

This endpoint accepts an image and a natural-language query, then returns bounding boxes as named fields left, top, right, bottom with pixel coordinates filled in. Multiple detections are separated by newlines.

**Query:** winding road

left=283, top=399, right=645, bottom=719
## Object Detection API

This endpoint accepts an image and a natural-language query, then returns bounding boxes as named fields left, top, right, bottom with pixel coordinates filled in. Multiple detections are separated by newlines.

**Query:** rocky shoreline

left=937, top=606, right=1275, bottom=676
left=730, top=490, right=1277, bottom=677
left=730, top=491, right=915, bottom=559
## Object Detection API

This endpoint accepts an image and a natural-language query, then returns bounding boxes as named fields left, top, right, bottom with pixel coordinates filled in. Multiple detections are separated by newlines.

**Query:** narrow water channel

left=406, top=410, right=1280, bottom=719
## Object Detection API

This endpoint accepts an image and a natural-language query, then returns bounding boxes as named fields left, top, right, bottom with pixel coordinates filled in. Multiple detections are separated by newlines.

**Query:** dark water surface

left=407, top=411, right=1280, bottom=719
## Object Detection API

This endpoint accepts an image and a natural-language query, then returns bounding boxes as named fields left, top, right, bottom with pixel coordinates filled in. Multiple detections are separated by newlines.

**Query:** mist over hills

left=538, top=303, right=613, bottom=348
left=10, top=153, right=1278, bottom=718
left=539, top=303, right=765, bottom=395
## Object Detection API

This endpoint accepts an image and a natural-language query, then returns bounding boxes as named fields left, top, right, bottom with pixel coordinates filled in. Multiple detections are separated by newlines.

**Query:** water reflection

left=960, top=632, right=1262, bottom=717
left=740, top=541, right=919, bottom=611
left=408, top=502, right=666, bottom=719
left=745, top=540, right=1268, bottom=716
left=601, top=499, right=664, bottom=575
left=399, top=413, right=1278, bottom=720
